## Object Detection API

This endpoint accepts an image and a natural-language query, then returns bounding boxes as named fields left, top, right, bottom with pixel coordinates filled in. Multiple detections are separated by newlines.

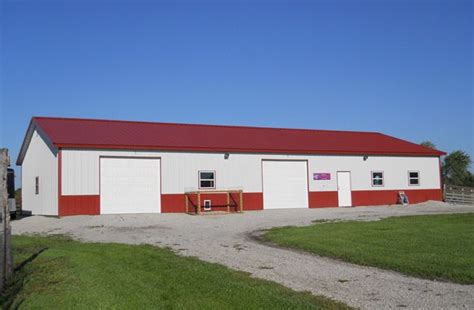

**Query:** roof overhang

left=53, top=143, right=446, bottom=157
left=16, top=119, right=58, bottom=166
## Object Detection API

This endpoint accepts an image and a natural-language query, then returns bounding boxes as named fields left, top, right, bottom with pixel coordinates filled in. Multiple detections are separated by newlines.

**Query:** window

left=408, top=171, right=420, bottom=186
left=371, top=171, right=384, bottom=187
left=35, top=176, right=39, bottom=195
left=199, top=171, right=215, bottom=189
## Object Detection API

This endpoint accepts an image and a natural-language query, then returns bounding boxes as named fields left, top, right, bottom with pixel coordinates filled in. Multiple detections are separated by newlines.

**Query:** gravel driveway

left=12, top=201, right=474, bottom=309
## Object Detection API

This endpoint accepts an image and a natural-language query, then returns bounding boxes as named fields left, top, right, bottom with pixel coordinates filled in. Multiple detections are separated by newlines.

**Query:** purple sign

left=313, top=173, right=331, bottom=180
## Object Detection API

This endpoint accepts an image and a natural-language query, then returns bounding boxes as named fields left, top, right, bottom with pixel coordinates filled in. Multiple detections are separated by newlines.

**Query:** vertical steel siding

left=61, top=150, right=441, bottom=196
left=21, top=130, right=58, bottom=215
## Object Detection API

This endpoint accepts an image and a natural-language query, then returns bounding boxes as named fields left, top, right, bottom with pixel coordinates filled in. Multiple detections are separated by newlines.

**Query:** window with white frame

left=408, top=171, right=420, bottom=186
left=371, top=171, right=384, bottom=187
left=199, top=171, right=215, bottom=189
left=35, top=176, right=39, bottom=195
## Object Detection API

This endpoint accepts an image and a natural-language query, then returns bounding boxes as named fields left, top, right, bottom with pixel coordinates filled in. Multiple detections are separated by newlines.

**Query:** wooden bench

left=184, top=189, right=244, bottom=215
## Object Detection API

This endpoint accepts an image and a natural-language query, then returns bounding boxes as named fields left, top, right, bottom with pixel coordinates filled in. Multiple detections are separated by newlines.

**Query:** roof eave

left=55, top=143, right=445, bottom=157
left=16, top=118, right=58, bottom=165
left=16, top=118, right=36, bottom=166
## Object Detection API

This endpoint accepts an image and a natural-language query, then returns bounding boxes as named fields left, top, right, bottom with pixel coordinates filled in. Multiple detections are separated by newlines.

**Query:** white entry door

left=262, top=161, right=308, bottom=209
left=100, top=157, right=161, bottom=214
left=337, top=171, right=352, bottom=207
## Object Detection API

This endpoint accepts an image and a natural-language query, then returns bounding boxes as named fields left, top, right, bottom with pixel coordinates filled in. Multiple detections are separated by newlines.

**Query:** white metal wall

left=61, top=149, right=441, bottom=196
left=21, top=130, right=58, bottom=215
left=311, top=156, right=440, bottom=191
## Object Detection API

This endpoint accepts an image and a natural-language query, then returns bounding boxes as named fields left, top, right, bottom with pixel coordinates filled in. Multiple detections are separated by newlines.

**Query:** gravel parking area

left=12, top=201, right=474, bottom=309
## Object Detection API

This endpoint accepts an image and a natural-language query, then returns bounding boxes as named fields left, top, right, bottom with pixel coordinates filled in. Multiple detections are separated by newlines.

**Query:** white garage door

left=262, top=160, right=308, bottom=209
left=100, top=157, right=161, bottom=214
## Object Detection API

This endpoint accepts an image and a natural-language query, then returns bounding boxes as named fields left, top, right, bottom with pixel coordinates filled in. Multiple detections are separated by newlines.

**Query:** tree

left=442, top=150, right=472, bottom=186
left=420, top=141, right=436, bottom=149
left=463, top=173, right=474, bottom=187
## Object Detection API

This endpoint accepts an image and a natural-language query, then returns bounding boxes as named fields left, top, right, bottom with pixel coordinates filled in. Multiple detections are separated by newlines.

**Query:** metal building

left=17, top=117, right=444, bottom=216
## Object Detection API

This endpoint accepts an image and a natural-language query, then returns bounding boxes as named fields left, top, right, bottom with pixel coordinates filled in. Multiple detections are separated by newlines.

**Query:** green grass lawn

left=1, top=235, right=349, bottom=309
left=263, top=213, right=474, bottom=284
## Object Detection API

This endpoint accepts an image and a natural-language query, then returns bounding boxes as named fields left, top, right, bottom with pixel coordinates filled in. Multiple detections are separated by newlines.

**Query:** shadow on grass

left=0, top=247, right=48, bottom=309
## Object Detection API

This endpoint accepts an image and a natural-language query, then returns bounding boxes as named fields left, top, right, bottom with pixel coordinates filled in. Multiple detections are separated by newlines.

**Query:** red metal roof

left=18, top=116, right=445, bottom=164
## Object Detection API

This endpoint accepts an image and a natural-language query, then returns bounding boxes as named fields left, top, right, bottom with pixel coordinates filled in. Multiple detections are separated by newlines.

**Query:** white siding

left=21, top=130, right=58, bottom=215
left=311, top=156, right=440, bottom=191
left=61, top=149, right=441, bottom=196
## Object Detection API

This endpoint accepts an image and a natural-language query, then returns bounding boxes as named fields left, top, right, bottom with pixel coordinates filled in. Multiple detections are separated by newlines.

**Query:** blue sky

left=1, top=0, right=473, bottom=180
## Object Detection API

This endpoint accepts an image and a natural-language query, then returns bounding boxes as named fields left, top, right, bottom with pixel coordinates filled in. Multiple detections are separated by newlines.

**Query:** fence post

left=1, top=148, right=13, bottom=292
left=443, top=183, right=446, bottom=201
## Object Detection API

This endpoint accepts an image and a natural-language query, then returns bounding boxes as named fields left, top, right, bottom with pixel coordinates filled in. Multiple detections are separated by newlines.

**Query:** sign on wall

left=313, top=173, right=331, bottom=180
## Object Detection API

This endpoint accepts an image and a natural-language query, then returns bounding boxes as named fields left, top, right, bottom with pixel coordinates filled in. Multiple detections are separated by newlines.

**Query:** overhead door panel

left=100, top=157, right=161, bottom=214
left=263, top=161, right=308, bottom=209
